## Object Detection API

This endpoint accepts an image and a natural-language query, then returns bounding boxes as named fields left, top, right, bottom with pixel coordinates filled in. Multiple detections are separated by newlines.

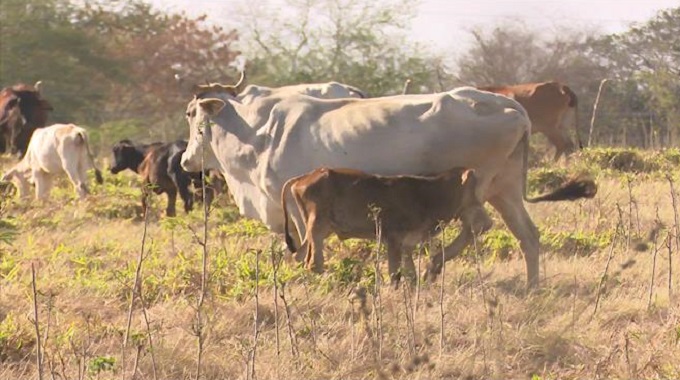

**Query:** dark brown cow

left=110, top=139, right=225, bottom=217
left=0, top=81, right=53, bottom=157
left=281, top=167, right=492, bottom=287
left=478, top=81, right=582, bottom=161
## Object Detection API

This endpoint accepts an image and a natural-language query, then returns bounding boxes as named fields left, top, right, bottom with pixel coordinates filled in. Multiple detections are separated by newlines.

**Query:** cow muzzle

left=180, top=153, right=196, bottom=172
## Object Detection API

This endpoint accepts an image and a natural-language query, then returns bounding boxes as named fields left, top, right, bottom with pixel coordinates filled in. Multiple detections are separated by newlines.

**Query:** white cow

left=237, top=81, right=365, bottom=104
left=197, top=71, right=366, bottom=130
left=180, top=84, right=595, bottom=289
left=1, top=123, right=103, bottom=199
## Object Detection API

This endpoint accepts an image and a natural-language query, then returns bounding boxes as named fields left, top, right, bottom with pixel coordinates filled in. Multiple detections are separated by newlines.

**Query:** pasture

left=1, top=148, right=680, bottom=380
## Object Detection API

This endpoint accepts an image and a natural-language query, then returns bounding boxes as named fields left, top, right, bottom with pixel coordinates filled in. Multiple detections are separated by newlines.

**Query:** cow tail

left=76, top=130, right=103, bottom=184
left=281, top=176, right=299, bottom=253
left=522, top=127, right=597, bottom=203
left=563, top=85, right=583, bottom=149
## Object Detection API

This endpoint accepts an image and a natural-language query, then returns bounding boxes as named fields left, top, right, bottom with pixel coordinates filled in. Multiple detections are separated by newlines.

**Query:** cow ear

left=461, top=169, right=476, bottom=185
left=198, top=98, right=226, bottom=116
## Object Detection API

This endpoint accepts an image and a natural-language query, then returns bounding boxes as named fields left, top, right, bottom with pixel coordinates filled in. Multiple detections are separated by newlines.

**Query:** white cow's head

left=181, top=97, right=226, bottom=173
left=181, top=72, right=246, bottom=172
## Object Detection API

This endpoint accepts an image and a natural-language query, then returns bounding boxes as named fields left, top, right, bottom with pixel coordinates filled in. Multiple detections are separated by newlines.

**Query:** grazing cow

left=181, top=80, right=596, bottom=289
left=110, top=139, right=220, bottom=217
left=281, top=167, right=492, bottom=286
left=478, top=81, right=582, bottom=161
left=0, top=81, right=53, bottom=156
left=1, top=124, right=103, bottom=199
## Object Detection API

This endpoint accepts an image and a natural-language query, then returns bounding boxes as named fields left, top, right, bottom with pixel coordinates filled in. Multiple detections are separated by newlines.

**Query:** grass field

left=1, top=148, right=680, bottom=380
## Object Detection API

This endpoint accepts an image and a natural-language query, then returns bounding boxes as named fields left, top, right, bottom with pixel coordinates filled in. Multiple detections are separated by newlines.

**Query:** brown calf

left=281, top=167, right=492, bottom=287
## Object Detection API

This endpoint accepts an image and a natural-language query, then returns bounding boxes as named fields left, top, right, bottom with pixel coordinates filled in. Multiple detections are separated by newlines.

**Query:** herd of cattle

left=0, top=75, right=596, bottom=288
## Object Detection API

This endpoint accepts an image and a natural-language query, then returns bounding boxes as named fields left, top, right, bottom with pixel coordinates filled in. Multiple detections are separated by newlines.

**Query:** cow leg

left=488, top=193, right=541, bottom=289
left=542, top=125, right=573, bottom=162
left=178, top=175, right=193, bottom=214
left=400, top=244, right=418, bottom=288
left=166, top=187, right=178, bottom=217
left=385, top=238, right=404, bottom=289
left=62, top=158, right=89, bottom=199
left=33, top=171, right=53, bottom=200
left=303, top=214, right=329, bottom=274
left=426, top=226, right=473, bottom=281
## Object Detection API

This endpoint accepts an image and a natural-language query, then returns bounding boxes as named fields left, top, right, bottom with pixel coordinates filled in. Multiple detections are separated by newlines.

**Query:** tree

left=74, top=0, right=241, bottom=141
left=235, top=0, right=441, bottom=96
left=586, top=7, right=680, bottom=147
left=453, top=22, right=604, bottom=87
left=0, top=0, right=121, bottom=123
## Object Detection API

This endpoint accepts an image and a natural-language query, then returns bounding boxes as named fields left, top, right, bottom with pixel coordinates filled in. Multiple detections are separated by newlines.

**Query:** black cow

left=110, top=139, right=223, bottom=217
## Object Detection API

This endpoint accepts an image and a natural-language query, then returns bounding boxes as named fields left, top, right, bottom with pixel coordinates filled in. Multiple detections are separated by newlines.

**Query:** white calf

left=1, top=123, right=103, bottom=199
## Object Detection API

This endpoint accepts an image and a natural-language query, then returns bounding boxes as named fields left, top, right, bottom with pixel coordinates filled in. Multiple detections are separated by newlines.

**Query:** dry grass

left=1, top=151, right=680, bottom=380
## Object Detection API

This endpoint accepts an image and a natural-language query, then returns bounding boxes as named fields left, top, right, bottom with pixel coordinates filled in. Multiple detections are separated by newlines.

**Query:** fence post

left=588, top=78, right=609, bottom=147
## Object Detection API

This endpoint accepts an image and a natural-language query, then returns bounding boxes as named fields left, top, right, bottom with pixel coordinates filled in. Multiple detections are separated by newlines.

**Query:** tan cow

left=1, top=123, right=103, bottom=199
left=478, top=82, right=582, bottom=161
left=281, top=166, right=492, bottom=287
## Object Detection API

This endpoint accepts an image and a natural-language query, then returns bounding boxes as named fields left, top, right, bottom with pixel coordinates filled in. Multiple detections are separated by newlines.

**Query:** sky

left=146, top=0, right=678, bottom=57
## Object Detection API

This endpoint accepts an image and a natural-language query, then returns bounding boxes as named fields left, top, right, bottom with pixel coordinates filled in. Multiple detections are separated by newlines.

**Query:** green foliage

left=0, top=311, right=32, bottom=362
left=481, top=229, right=519, bottom=262
left=578, top=147, right=680, bottom=174
left=541, top=229, right=613, bottom=257
left=88, top=119, right=150, bottom=151
left=217, top=218, right=270, bottom=238
left=238, top=0, right=441, bottom=96
left=88, top=355, right=116, bottom=374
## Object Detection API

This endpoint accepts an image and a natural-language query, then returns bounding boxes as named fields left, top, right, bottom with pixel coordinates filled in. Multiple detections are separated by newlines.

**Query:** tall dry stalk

left=438, top=223, right=446, bottom=360
left=667, top=232, right=673, bottom=302
left=248, top=249, right=261, bottom=380
left=280, top=283, right=300, bottom=368
left=122, top=191, right=150, bottom=380
left=194, top=127, right=211, bottom=380
left=371, top=207, right=383, bottom=361
left=270, top=244, right=281, bottom=359
left=593, top=215, right=621, bottom=318
left=648, top=232, right=665, bottom=309
left=31, top=263, right=44, bottom=380
left=626, top=176, right=635, bottom=248
left=402, top=282, right=416, bottom=356
left=666, top=174, right=677, bottom=301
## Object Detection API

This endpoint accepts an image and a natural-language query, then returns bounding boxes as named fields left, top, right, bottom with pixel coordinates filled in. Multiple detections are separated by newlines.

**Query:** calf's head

left=110, top=140, right=142, bottom=174
left=456, top=169, right=493, bottom=235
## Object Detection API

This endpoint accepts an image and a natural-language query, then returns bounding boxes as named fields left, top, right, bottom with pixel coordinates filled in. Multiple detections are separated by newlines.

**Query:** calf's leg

left=62, top=158, right=89, bottom=199
left=33, top=170, right=53, bottom=200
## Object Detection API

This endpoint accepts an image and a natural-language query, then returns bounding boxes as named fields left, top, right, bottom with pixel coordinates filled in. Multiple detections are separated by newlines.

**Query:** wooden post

left=588, top=79, right=609, bottom=147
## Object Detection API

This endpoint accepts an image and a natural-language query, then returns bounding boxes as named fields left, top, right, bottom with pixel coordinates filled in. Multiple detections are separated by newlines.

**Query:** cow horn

left=34, top=80, right=42, bottom=92
left=233, top=70, right=246, bottom=90
left=192, top=73, right=245, bottom=96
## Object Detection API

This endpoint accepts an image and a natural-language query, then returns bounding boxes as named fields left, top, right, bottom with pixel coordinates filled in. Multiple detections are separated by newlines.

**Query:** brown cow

left=478, top=81, right=582, bottom=161
left=0, top=81, right=53, bottom=157
left=281, top=167, right=492, bottom=287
